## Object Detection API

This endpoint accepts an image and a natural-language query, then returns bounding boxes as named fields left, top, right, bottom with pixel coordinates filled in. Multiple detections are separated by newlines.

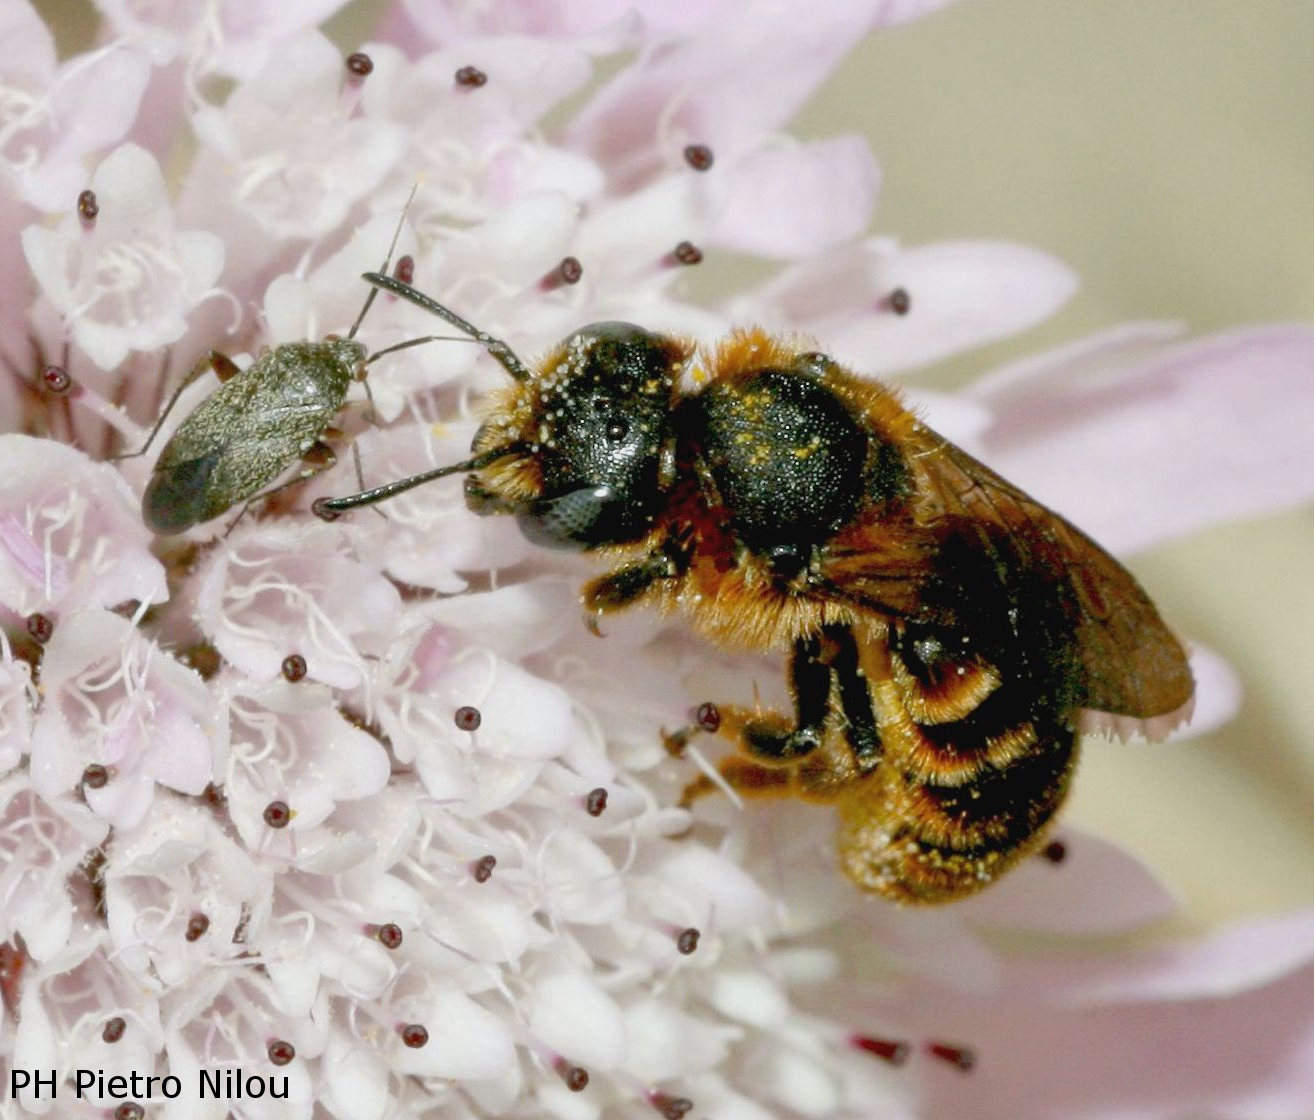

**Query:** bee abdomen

left=839, top=717, right=1077, bottom=903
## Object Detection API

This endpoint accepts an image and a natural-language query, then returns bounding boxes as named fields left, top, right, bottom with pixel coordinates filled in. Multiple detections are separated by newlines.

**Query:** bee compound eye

left=605, top=419, right=630, bottom=443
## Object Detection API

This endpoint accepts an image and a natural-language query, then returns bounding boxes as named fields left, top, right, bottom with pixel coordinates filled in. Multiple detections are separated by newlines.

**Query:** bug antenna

left=361, top=272, right=532, bottom=382
left=348, top=183, right=420, bottom=341
left=312, top=444, right=525, bottom=519
left=365, top=334, right=482, bottom=365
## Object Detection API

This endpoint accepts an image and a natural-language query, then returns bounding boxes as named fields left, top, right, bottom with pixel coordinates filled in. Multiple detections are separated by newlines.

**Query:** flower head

left=0, top=3, right=1309, bottom=1119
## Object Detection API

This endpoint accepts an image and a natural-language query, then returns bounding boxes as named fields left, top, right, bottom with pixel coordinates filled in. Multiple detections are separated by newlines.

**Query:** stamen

left=371, top=923, right=404, bottom=950
left=471, top=855, right=497, bottom=883
left=1040, top=839, right=1066, bottom=863
left=394, top=255, right=414, bottom=285
left=281, top=654, right=308, bottom=683
left=454, top=705, right=482, bottom=731
left=851, top=1034, right=909, bottom=1065
left=584, top=787, right=608, bottom=816
left=399, top=1023, right=429, bottom=1048
left=25, top=613, right=53, bottom=644
left=885, top=288, right=911, bottom=315
left=345, top=52, right=374, bottom=79
left=77, top=189, right=98, bottom=224
left=649, top=1090, right=694, bottom=1118
left=553, top=1058, right=589, bottom=1091
left=927, top=1041, right=975, bottom=1071
left=673, top=241, right=703, bottom=265
left=455, top=66, right=488, bottom=88
left=41, top=365, right=70, bottom=393
left=695, top=702, right=720, bottom=732
left=81, top=764, right=110, bottom=790
left=263, top=801, right=292, bottom=829
left=114, top=1105, right=144, bottom=1120
left=541, top=256, right=583, bottom=290
left=683, top=144, right=714, bottom=171
left=185, top=913, right=210, bottom=942
left=674, top=927, right=700, bottom=955
left=102, top=1016, right=127, bottom=1043
left=267, top=1039, right=296, bottom=1065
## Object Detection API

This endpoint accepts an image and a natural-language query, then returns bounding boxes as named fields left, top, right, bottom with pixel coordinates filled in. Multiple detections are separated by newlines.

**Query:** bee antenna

left=348, top=183, right=419, bottom=341
left=360, top=271, right=531, bottom=382
left=312, top=444, right=525, bottom=518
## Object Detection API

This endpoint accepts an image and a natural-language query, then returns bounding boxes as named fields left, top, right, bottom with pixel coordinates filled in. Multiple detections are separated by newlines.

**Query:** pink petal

left=568, top=0, right=889, bottom=174
left=1012, top=910, right=1314, bottom=1007
left=707, top=136, right=880, bottom=259
left=954, top=830, right=1177, bottom=936
left=869, top=0, right=965, bottom=26
left=970, top=324, right=1314, bottom=554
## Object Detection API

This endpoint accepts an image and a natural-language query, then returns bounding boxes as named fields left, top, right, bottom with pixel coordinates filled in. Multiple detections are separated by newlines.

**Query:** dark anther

left=454, top=705, right=482, bottom=731
left=184, top=912, right=210, bottom=942
left=77, top=189, right=99, bottom=221
left=852, top=1034, right=909, bottom=1064
left=114, top=1105, right=144, bottom=1120
left=558, top=256, right=583, bottom=284
left=554, top=1058, right=590, bottom=1091
left=267, top=1039, right=296, bottom=1065
left=455, top=65, right=487, bottom=88
left=263, top=800, right=292, bottom=828
left=682, top=144, right=714, bottom=171
left=585, top=787, right=608, bottom=816
left=400, top=1023, right=429, bottom=1048
left=472, top=854, right=497, bottom=883
left=888, top=287, right=911, bottom=315
left=673, top=241, right=703, bottom=265
left=82, top=764, right=110, bottom=790
left=281, top=654, right=308, bottom=682
left=394, top=255, right=414, bottom=285
left=375, top=923, right=404, bottom=950
left=927, top=1041, right=975, bottom=1071
left=695, top=702, right=721, bottom=733
left=25, top=613, right=54, bottom=644
left=202, top=782, right=228, bottom=809
left=102, top=1016, right=127, bottom=1043
left=650, top=1092, right=694, bottom=1119
left=41, top=365, right=70, bottom=393
left=1041, top=839, right=1067, bottom=864
left=311, top=497, right=341, bottom=522
left=675, top=927, right=700, bottom=955
left=345, top=51, right=374, bottom=77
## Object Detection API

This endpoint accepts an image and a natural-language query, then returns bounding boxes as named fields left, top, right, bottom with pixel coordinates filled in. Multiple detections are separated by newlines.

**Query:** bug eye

left=605, top=419, right=630, bottom=443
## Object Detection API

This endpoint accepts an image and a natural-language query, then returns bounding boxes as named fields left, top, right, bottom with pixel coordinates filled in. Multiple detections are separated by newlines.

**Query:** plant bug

left=123, top=193, right=458, bottom=536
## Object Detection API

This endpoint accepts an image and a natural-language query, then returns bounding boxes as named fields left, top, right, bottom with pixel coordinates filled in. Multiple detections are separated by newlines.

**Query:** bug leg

left=223, top=440, right=339, bottom=538
left=111, top=350, right=240, bottom=460
left=828, top=623, right=882, bottom=770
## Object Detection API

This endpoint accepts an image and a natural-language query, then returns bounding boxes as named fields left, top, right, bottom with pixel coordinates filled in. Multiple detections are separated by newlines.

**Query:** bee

left=315, top=272, right=1195, bottom=904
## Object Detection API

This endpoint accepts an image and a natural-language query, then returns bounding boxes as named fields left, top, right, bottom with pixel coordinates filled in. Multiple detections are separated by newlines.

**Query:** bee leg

left=582, top=538, right=688, bottom=615
left=111, top=350, right=241, bottom=460
left=223, top=440, right=339, bottom=537
left=740, top=635, right=830, bottom=762
left=828, top=624, right=882, bottom=770
left=679, top=754, right=794, bottom=807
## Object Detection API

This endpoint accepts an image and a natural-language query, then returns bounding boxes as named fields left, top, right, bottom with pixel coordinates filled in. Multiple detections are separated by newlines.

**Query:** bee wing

left=823, top=428, right=1194, bottom=725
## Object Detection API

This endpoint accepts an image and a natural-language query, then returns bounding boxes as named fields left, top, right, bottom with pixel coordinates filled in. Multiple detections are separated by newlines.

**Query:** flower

left=0, top=3, right=1309, bottom=1120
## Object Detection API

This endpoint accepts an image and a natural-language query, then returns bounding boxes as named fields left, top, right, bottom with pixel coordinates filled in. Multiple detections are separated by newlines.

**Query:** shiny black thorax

left=484, top=324, right=902, bottom=575
left=680, top=365, right=874, bottom=574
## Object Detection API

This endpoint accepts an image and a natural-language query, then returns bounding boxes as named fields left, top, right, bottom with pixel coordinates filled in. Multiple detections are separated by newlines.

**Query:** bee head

left=471, top=322, right=692, bottom=549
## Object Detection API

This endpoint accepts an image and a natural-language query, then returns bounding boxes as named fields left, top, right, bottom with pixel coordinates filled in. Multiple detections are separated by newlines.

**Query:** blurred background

left=37, top=0, right=1312, bottom=934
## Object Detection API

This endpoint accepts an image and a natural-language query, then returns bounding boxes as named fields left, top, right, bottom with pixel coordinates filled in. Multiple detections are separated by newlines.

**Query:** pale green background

left=39, top=0, right=1313, bottom=933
